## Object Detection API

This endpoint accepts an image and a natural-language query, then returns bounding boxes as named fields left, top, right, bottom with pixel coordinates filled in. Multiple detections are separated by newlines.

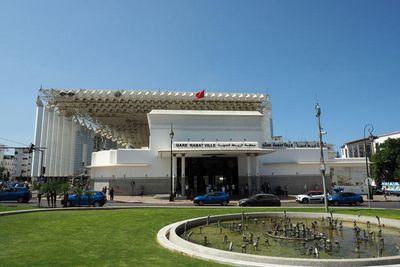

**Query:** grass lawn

left=1, top=207, right=400, bottom=267
left=0, top=204, right=36, bottom=212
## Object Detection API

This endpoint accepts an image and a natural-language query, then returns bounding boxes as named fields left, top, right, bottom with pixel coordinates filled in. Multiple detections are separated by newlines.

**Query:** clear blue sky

left=0, top=0, right=399, bottom=152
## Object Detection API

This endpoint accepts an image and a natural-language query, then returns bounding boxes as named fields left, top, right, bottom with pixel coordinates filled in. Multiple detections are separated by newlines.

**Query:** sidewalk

left=111, top=194, right=400, bottom=205
left=112, top=194, right=296, bottom=205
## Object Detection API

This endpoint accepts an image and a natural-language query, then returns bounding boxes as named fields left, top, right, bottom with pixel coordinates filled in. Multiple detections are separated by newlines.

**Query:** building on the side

left=32, top=88, right=367, bottom=196
left=2, top=155, right=14, bottom=179
left=340, top=131, right=400, bottom=159
left=0, top=145, right=7, bottom=178
left=0, top=148, right=32, bottom=181
left=13, top=148, right=32, bottom=179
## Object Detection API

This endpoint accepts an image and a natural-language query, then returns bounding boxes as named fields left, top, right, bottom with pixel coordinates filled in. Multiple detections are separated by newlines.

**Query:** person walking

left=109, top=187, right=114, bottom=201
left=383, top=187, right=388, bottom=200
left=140, top=185, right=144, bottom=196
left=37, top=185, right=42, bottom=208
left=185, top=184, right=189, bottom=200
left=266, top=182, right=271, bottom=194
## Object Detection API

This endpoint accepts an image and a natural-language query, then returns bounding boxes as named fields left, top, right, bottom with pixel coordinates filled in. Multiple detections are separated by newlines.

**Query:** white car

left=296, top=190, right=325, bottom=204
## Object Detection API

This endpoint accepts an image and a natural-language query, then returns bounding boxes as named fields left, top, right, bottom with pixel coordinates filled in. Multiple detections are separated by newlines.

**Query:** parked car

left=238, top=194, right=281, bottom=207
left=193, top=191, right=229, bottom=206
left=62, top=191, right=107, bottom=207
left=0, top=187, right=32, bottom=203
left=296, top=190, right=325, bottom=204
left=327, top=192, right=364, bottom=206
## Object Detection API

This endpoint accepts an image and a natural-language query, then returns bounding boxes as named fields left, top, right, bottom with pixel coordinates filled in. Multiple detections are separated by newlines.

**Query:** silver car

left=296, top=190, right=325, bottom=204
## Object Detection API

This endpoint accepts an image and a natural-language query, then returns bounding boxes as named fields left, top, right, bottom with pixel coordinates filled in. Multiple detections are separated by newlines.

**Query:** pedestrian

left=140, top=185, right=144, bottom=196
left=284, top=185, right=288, bottom=197
left=222, top=185, right=226, bottom=193
left=261, top=183, right=266, bottom=193
left=383, top=187, right=388, bottom=200
left=46, top=191, right=51, bottom=207
left=185, top=184, right=189, bottom=200
left=266, top=182, right=271, bottom=194
left=176, top=182, right=181, bottom=197
left=109, top=187, right=114, bottom=200
left=37, top=184, right=42, bottom=208
left=231, top=184, right=236, bottom=195
left=51, top=188, right=57, bottom=208
left=244, top=184, right=249, bottom=196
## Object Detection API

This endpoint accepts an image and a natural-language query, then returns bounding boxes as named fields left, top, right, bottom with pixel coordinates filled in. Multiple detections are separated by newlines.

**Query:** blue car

left=193, top=191, right=229, bottom=206
left=0, top=187, right=32, bottom=203
left=327, top=192, right=364, bottom=206
left=62, top=191, right=107, bottom=207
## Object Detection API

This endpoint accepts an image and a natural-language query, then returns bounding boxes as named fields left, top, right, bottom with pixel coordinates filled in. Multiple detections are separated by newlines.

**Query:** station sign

left=173, top=141, right=259, bottom=150
left=262, top=141, right=320, bottom=149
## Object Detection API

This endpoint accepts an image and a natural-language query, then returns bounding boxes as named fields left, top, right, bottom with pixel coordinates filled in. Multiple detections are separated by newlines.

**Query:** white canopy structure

left=32, top=88, right=272, bottom=179
left=39, top=89, right=270, bottom=148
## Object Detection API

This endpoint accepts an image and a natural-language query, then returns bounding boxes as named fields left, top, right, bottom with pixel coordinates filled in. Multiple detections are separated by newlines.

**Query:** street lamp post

left=364, top=123, right=374, bottom=204
left=169, top=124, right=175, bottom=202
left=315, top=103, right=329, bottom=213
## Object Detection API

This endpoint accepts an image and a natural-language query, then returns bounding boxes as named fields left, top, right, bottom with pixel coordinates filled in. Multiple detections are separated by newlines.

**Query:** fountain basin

left=157, top=212, right=400, bottom=266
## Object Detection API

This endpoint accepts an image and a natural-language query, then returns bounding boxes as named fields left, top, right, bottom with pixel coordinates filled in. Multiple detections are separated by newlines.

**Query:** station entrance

left=177, top=157, right=238, bottom=197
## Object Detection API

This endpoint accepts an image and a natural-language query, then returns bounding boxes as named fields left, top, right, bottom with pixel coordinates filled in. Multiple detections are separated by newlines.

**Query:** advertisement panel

left=382, top=182, right=400, bottom=192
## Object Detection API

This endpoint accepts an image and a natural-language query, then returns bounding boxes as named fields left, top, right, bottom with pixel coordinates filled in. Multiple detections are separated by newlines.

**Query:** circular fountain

left=157, top=212, right=400, bottom=266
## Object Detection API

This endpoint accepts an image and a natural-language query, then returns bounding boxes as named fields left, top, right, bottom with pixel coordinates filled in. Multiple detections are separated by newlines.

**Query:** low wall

left=157, top=212, right=400, bottom=267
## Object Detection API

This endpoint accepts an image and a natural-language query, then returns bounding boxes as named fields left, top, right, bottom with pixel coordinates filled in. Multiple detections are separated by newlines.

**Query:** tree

left=41, top=183, right=51, bottom=207
left=73, top=186, right=83, bottom=207
left=0, top=165, right=6, bottom=179
left=59, top=182, right=70, bottom=207
left=84, top=190, right=95, bottom=207
left=371, top=138, right=400, bottom=185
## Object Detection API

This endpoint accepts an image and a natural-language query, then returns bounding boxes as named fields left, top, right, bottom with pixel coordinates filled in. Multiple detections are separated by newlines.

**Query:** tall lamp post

left=315, top=103, right=329, bottom=213
left=169, top=124, right=175, bottom=202
left=364, top=123, right=374, bottom=204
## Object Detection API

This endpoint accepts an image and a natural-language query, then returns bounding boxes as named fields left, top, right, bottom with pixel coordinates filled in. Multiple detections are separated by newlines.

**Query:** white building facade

left=33, top=88, right=366, bottom=195
left=341, top=131, right=400, bottom=159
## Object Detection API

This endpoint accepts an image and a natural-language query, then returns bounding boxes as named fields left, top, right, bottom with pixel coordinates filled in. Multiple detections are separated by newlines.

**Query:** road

left=2, top=196, right=400, bottom=209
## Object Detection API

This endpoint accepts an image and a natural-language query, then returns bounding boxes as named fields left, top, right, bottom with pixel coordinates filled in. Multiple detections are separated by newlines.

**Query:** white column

left=69, top=121, right=77, bottom=175
left=255, top=154, right=260, bottom=193
left=39, top=107, right=48, bottom=176
left=45, top=108, right=54, bottom=175
left=49, top=109, right=58, bottom=176
left=61, top=117, right=71, bottom=176
left=82, top=130, right=88, bottom=167
left=247, top=153, right=251, bottom=194
left=181, top=154, right=185, bottom=196
left=172, top=154, right=177, bottom=194
left=55, top=114, right=63, bottom=176
left=31, top=98, right=44, bottom=177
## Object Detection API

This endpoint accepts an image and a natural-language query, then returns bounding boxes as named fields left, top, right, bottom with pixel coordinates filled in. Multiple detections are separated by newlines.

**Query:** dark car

left=238, top=194, right=281, bottom=207
left=193, top=191, right=229, bottom=206
left=327, top=192, right=364, bottom=206
left=62, top=191, right=107, bottom=207
left=0, top=187, right=32, bottom=203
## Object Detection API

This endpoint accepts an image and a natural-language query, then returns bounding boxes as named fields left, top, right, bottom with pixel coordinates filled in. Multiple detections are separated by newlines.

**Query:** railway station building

left=31, top=89, right=366, bottom=196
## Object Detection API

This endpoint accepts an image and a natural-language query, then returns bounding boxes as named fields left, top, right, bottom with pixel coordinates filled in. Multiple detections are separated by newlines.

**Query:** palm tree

left=84, top=190, right=96, bottom=207
left=0, top=165, right=6, bottom=179
left=41, top=183, right=51, bottom=207
left=73, top=186, right=83, bottom=207
left=59, top=182, right=70, bottom=207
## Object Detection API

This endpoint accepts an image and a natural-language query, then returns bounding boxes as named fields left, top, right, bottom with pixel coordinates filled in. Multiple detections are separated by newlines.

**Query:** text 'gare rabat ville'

left=173, top=141, right=258, bottom=149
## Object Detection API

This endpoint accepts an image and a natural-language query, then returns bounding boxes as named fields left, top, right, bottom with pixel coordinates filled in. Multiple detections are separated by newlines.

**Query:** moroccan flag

left=195, top=89, right=205, bottom=100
